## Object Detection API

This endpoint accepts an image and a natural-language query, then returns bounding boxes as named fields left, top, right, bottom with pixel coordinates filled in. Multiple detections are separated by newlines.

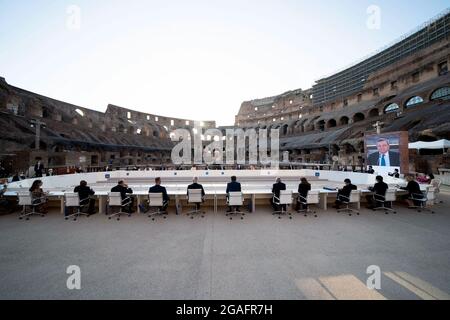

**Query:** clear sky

left=0, top=1, right=448, bottom=126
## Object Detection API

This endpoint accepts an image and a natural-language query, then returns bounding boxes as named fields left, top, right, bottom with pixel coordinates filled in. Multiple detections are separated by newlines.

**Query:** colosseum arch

left=28, top=101, right=43, bottom=118
left=430, top=86, right=450, bottom=101
left=305, top=116, right=320, bottom=132
left=305, top=121, right=315, bottom=132
left=327, top=119, right=337, bottom=128
left=290, top=121, right=298, bottom=134
left=316, top=120, right=326, bottom=131
left=368, top=108, right=380, bottom=118
left=404, top=96, right=424, bottom=108
left=339, top=116, right=349, bottom=126
left=353, top=113, right=365, bottom=122
left=299, top=118, right=309, bottom=132
left=42, top=106, right=51, bottom=119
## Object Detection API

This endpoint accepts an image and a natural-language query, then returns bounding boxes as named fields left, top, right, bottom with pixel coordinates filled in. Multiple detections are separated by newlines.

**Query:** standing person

left=34, top=160, right=45, bottom=178
left=270, top=178, right=286, bottom=211
left=187, top=177, right=205, bottom=210
left=74, top=180, right=96, bottom=215
left=149, top=177, right=170, bottom=212
left=333, top=179, right=357, bottom=210
left=296, top=177, right=311, bottom=211
left=29, top=180, right=48, bottom=214
left=111, top=180, right=134, bottom=213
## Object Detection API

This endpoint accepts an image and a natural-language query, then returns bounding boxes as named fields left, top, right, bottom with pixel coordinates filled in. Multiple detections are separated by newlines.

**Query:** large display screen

left=365, top=132, right=409, bottom=174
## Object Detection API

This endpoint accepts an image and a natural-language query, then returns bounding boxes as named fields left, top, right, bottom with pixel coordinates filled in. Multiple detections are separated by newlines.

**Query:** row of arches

left=242, top=110, right=373, bottom=136
left=383, top=86, right=450, bottom=114
left=240, top=86, right=450, bottom=136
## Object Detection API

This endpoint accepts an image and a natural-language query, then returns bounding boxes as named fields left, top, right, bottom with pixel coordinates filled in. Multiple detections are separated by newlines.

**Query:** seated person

left=29, top=180, right=48, bottom=214
left=398, top=175, right=423, bottom=207
left=333, top=179, right=357, bottom=210
left=74, top=180, right=96, bottom=215
left=366, top=175, right=389, bottom=209
left=111, top=180, right=134, bottom=213
left=226, top=176, right=242, bottom=212
left=270, top=178, right=286, bottom=211
left=0, top=181, right=16, bottom=214
left=296, top=177, right=311, bottom=211
left=11, top=173, right=20, bottom=182
left=187, top=177, right=205, bottom=210
left=149, top=177, right=169, bottom=212
left=367, top=166, right=375, bottom=174
left=388, top=169, right=400, bottom=178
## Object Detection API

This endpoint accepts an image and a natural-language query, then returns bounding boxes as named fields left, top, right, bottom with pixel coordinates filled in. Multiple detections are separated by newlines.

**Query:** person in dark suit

left=333, top=179, right=357, bottom=210
left=34, top=160, right=45, bottom=177
left=388, top=169, right=400, bottom=178
left=367, top=138, right=400, bottom=167
left=74, top=180, right=96, bottom=215
left=296, top=177, right=311, bottom=211
left=11, top=173, right=20, bottom=182
left=187, top=177, right=205, bottom=210
left=226, top=176, right=242, bottom=212
left=0, top=181, right=15, bottom=214
left=270, top=178, right=286, bottom=211
left=111, top=180, right=134, bottom=213
left=367, top=166, right=375, bottom=174
left=149, top=177, right=169, bottom=212
left=366, top=175, right=389, bottom=209
left=398, top=175, right=422, bottom=207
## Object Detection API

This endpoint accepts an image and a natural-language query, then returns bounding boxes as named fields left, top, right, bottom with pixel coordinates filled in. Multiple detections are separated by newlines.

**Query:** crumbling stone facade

left=234, top=34, right=450, bottom=173
left=0, top=77, right=215, bottom=173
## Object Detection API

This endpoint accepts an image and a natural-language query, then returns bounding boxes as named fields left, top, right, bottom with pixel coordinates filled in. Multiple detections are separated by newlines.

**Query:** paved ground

left=0, top=193, right=450, bottom=300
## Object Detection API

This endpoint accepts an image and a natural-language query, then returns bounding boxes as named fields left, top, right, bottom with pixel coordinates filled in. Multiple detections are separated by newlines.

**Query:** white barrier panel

left=6, top=170, right=404, bottom=193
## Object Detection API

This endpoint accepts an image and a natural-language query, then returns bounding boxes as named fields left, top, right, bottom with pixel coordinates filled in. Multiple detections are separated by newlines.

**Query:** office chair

left=297, top=191, right=319, bottom=217
left=64, top=192, right=91, bottom=221
left=272, top=190, right=293, bottom=219
left=409, top=189, right=435, bottom=214
left=186, top=189, right=205, bottom=219
left=372, top=189, right=397, bottom=214
left=107, top=192, right=132, bottom=221
left=337, top=190, right=361, bottom=216
left=226, top=192, right=244, bottom=220
left=18, top=192, right=46, bottom=220
left=148, top=193, right=168, bottom=221
left=430, top=179, right=443, bottom=204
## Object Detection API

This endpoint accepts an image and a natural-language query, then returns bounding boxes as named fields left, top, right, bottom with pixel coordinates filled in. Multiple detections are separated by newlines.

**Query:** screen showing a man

left=367, top=138, right=400, bottom=167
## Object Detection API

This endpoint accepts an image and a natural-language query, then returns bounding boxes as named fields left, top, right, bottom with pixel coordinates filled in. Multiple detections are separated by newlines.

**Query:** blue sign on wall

left=315, top=172, right=320, bottom=177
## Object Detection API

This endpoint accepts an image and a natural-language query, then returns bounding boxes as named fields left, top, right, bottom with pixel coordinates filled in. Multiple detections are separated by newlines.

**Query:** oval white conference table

left=5, top=185, right=417, bottom=215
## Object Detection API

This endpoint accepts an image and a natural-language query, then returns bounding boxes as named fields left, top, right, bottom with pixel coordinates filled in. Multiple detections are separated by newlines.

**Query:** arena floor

left=0, top=193, right=450, bottom=300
